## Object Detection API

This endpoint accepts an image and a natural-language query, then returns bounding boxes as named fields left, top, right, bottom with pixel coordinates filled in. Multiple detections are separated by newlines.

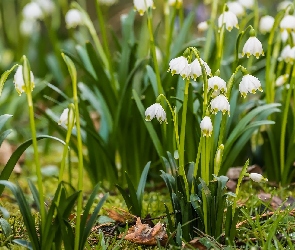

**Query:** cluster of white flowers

left=168, top=56, right=211, bottom=80
left=239, top=74, right=263, bottom=98
left=65, top=9, right=83, bottom=29
left=145, top=103, right=167, bottom=124
left=133, top=0, right=154, bottom=16
left=13, top=66, right=35, bottom=96
left=20, top=0, right=54, bottom=36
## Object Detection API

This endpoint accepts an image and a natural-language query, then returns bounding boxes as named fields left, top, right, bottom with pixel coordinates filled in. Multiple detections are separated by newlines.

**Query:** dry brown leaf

left=120, top=217, right=168, bottom=246
left=258, top=191, right=282, bottom=210
left=185, top=238, right=207, bottom=249
left=104, top=207, right=136, bottom=223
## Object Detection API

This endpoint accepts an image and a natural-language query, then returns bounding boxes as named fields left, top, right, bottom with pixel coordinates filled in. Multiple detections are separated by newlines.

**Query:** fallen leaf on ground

left=104, top=207, right=136, bottom=223
left=120, top=217, right=167, bottom=246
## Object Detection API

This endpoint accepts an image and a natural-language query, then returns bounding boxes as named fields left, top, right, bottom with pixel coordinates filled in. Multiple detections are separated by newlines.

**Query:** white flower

left=242, top=36, right=264, bottom=59
left=208, top=76, right=227, bottom=93
left=198, top=21, right=209, bottom=32
left=22, top=2, right=44, bottom=21
left=99, top=0, right=118, bottom=5
left=210, top=94, right=230, bottom=115
left=36, top=0, right=55, bottom=15
left=189, top=58, right=211, bottom=80
left=14, top=66, right=35, bottom=96
left=20, top=19, right=39, bottom=36
left=259, top=15, right=274, bottom=34
left=238, top=0, right=254, bottom=9
left=280, top=15, right=295, bottom=32
left=168, top=56, right=191, bottom=79
left=239, top=74, right=262, bottom=98
left=65, top=9, right=83, bottom=29
left=249, top=173, right=267, bottom=183
left=227, top=2, right=245, bottom=17
left=277, top=1, right=293, bottom=11
left=200, top=116, right=213, bottom=137
left=275, top=74, right=289, bottom=87
left=145, top=103, right=167, bottom=124
left=58, top=108, right=70, bottom=126
left=279, top=45, right=295, bottom=64
left=218, top=10, right=239, bottom=31
left=133, top=0, right=154, bottom=16
left=168, top=0, right=182, bottom=8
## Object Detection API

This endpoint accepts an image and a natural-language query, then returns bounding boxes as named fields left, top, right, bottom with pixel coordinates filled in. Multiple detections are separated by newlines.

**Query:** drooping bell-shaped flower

left=168, top=56, right=191, bottom=79
left=133, top=0, right=154, bottom=16
left=189, top=58, right=211, bottom=80
left=275, top=74, right=289, bottom=87
left=200, top=116, right=213, bottom=137
left=208, top=76, right=227, bottom=93
left=242, top=35, right=264, bottom=59
left=65, top=9, right=83, bottom=29
left=20, top=19, right=39, bottom=36
left=279, top=45, right=295, bottom=63
left=58, top=108, right=70, bottom=126
left=277, top=1, right=293, bottom=11
left=249, top=173, right=268, bottom=182
left=227, top=1, right=245, bottom=17
left=239, top=74, right=262, bottom=98
left=218, top=10, right=239, bottom=31
left=238, top=0, right=254, bottom=9
left=280, top=15, right=295, bottom=32
left=197, top=21, right=209, bottom=32
left=36, top=0, right=55, bottom=15
left=259, top=15, right=274, bottom=34
left=22, top=2, right=44, bottom=21
left=145, top=103, right=167, bottom=124
left=210, top=94, right=230, bottom=115
left=14, top=66, right=35, bottom=96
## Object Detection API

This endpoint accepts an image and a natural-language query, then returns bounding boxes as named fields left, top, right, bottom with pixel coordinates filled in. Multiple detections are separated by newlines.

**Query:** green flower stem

left=61, top=53, right=84, bottom=250
left=179, top=78, right=190, bottom=200
left=265, top=11, right=285, bottom=103
left=158, top=94, right=180, bottom=152
left=204, top=0, right=219, bottom=60
left=58, top=106, right=75, bottom=183
left=232, top=160, right=249, bottom=218
left=216, top=25, right=225, bottom=71
left=164, top=6, right=177, bottom=69
left=95, top=1, right=118, bottom=91
left=22, top=57, right=46, bottom=234
left=193, top=137, right=202, bottom=178
left=280, top=63, right=294, bottom=183
left=147, top=11, right=163, bottom=95
left=202, top=190, right=208, bottom=234
left=26, top=90, right=46, bottom=232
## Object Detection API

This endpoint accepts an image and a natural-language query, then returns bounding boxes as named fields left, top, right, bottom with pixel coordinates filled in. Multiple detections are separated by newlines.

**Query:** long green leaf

left=0, top=135, right=66, bottom=195
left=136, top=162, right=151, bottom=204
left=132, top=89, right=164, bottom=157
left=0, top=64, right=18, bottom=96
left=0, top=181, right=39, bottom=249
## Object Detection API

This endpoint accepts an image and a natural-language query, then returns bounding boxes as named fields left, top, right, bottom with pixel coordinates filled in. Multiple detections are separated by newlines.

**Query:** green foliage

left=116, top=162, right=151, bottom=217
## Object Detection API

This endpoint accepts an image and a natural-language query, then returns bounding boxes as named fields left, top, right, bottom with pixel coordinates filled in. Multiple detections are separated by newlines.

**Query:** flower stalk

left=22, top=56, right=46, bottom=233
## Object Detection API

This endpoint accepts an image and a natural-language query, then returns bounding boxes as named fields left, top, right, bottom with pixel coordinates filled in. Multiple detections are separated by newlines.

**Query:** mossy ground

left=1, top=142, right=295, bottom=249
